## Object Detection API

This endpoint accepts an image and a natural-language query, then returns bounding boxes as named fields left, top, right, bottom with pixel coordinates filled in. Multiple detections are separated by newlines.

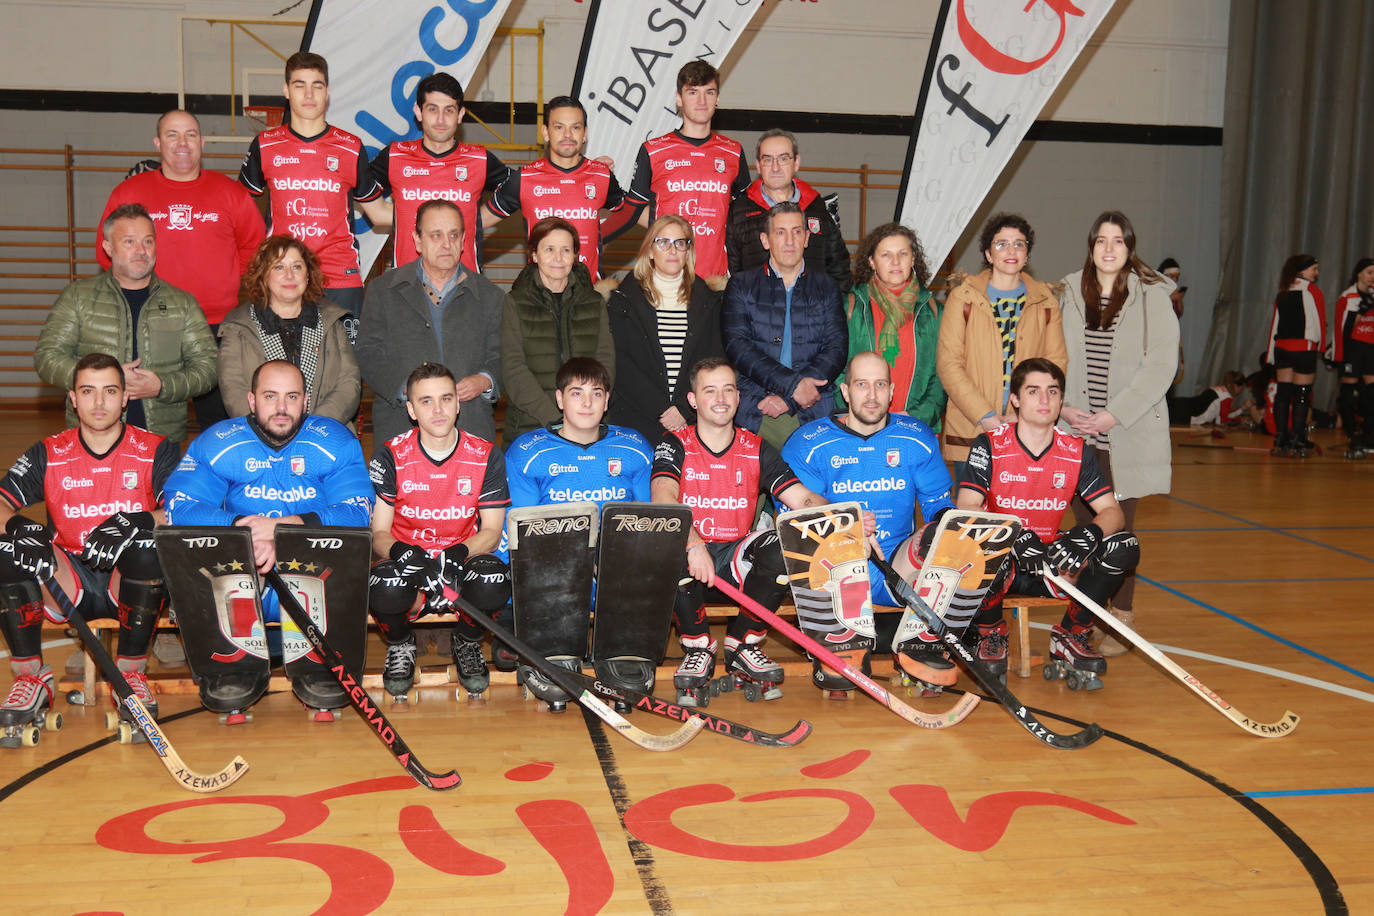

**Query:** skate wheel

left=104, top=711, right=120, bottom=731
left=742, top=682, right=762, bottom=703
left=1066, top=671, right=1082, bottom=691
left=612, top=699, right=631, bottom=713
left=466, top=691, right=487, bottom=706
left=446, top=664, right=457, bottom=683
left=520, top=685, right=533, bottom=702
left=65, top=690, right=85, bottom=706
left=1083, top=675, right=1105, bottom=692
left=311, top=709, right=336, bottom=723
left=42, top=712, right=62, bottom=732
left=117, top=722, right=134, bottom=744
left=547, top=701, right=567, bottom=714
left=1042, top=665, right=1058, bottom=682
left=826, top=689, right=853, bottom=701
left=20, top=724, right=40, bottom=747
left=220, top=711, right=250, bottom=726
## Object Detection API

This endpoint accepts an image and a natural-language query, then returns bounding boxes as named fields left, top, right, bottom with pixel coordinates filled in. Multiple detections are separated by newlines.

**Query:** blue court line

left=1247, top=787, right=1374, bottom=799
left=1157, top=577, right=1374, bottom=585
left=1138, top=573, right=1374, bottom=685
left=1161, top=495, right=1374, bottom=564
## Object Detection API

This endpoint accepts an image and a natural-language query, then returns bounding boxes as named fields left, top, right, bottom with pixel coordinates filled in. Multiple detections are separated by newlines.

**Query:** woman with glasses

left=607, top=215, right=724, bottom=441
left=1058, top=210, right=1178, bottom=654
left=938, top=212, right=1067, bottom=481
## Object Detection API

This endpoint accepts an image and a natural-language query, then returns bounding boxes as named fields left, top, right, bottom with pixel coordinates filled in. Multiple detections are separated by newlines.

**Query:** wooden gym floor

left=0, top=411, right=1370, bottom=915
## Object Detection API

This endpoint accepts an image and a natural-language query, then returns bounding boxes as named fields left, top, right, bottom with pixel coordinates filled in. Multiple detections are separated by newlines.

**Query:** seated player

left=505, top=357, right=653, bottom=510
left=945, top=357, right=1139, bottom=686
left=652, top=357, right=828, bottom=705
left=164, top=359, right=373, bottom=713
left=0, top=353, right=179, bottom=728
left=783, top=351, right=955, bottom=690
left=367, top=363, right=511, bottom=700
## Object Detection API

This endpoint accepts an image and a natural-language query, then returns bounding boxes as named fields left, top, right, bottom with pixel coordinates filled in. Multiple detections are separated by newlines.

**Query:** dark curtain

left=1202, top=0, right=1374, bottom=403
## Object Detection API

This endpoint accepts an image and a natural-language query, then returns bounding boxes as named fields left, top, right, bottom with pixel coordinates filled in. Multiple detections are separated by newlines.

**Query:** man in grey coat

left=357, top=199, right=504, bottom=444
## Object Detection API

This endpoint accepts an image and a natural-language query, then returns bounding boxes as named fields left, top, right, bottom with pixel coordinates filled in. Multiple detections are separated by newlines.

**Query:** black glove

left=390, top=542, right=449, bottom=607
left=6, top=518, right=54, bottom=579
left=1047, top=524, right=1103, bottom=575
left=1011, top=529, right=1049, bottom=576
left=82, top=511, right=155, bottom=571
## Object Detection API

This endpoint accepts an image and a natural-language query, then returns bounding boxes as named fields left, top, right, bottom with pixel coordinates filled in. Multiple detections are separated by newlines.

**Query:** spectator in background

left=1167, top=370, right=1247, bottom=426
left=725, top=128, right=850, bottom=292
left=1330, top=258, right=1374, bottom=458
left=500, top=217, right=614, bottom=443
left=1159, top=257, right=1186, bottom=393
left=1264, top=253, right=1324, bottom=456
left=217, top=235, right=360, bottom=426
left=607, top=215, right=724, bottom=442
left=97, top=109, right=265, bottom=429
left=837, top=222, right=944, bottom=429
left=938, top=212, right=1066, bottom=481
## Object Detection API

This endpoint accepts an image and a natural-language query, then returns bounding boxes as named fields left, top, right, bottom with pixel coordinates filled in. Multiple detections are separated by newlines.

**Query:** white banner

left=303, top=0, right=514, bottom=273
left=896, top=0, right=1116, bottom=271
left=572, top=0, right=766, bottom=189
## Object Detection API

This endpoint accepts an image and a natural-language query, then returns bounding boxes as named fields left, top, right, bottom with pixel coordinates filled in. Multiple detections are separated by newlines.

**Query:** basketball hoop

left=244, top=105, right=285, bottom=128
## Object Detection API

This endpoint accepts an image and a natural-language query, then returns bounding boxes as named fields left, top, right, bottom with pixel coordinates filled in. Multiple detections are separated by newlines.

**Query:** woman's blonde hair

left=633, top=214, right=696, bottom=307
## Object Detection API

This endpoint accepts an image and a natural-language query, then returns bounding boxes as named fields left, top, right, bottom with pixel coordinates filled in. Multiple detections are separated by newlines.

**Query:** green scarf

left=869, top=280, right=919, bottom=363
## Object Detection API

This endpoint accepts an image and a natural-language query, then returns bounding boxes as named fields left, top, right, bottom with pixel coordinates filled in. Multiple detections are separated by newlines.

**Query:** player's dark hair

left=244, top=234, right=325, bottom=309
left=405, top=362, right=456, bottom=397
left=415, top=72, right=464, bottom=111
left=71, top=352, right=124, bottom=390
left=250, top=359, right=305, bottom=393
left=851, top=222, right=930, bottom=288
left=555, top=357, right=610, bottom=393
left=155, top=109, right=200, bottom=136
left=1277, top=253, right=1318, bottom=296
left=415, top=198, right=465, bottom=236
left=689, top=356, right=736, bottom=389
left=285, top=51, right=329, bottom=84
left=544, top=95, right=586, bottom=125
left=764, top=200, right=804, bottom=233
left=1347, top=257, right=1374, bottom=289
left=528, top=216, right=580, bottom=260
left=1159, top=257, right=1180, bottom=273
left=1010, top=358, right=1065, bottom=397
left=755, top=127, right=798, bottom=161
left=101, top=203, right=153, bottom=241
left=1079, top=210, right=1162, bottom=330
left=677, top=60, right=719, bottom=92
left=979, top=212, right=1035, bottom=260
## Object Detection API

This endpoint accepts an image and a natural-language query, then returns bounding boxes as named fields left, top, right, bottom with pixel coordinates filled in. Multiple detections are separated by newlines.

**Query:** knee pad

left=970, top=560, right=1015, bottom=628
left=672, top=580, right=708, bottom=638
left=1096, top=532, right=1140, bottom=576
left=116, top=578, right=167, bottom=657
left=459, top=553, right=511, bottom=613
left=0, top=580, right=45, bottom=659
left=740, top=530, right=787, bottom=609
left=115, top=532, right=162, bottom=580
left=369, top=560, right=419, bottom=618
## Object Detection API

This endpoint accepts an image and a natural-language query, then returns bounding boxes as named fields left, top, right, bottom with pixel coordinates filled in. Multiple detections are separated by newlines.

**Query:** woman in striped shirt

left=1058, top=211, right=1179, bottom=655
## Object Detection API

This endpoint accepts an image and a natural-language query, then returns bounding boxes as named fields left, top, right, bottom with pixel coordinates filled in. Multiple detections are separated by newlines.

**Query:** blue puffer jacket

left=722, top=263, right=848, bottom=432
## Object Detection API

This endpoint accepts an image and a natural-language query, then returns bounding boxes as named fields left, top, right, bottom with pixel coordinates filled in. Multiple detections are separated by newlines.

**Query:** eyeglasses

left=652, top=237, right=692, bottom=251
left=758, top=154, right=795, bottom=167
left=992, top=240, right=1027, bottom=252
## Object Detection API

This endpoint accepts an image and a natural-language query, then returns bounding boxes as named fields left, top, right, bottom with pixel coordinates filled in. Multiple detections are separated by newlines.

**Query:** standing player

left=1265, top=254, right=1325, bottom=456
left=951, top=357, right=1139, bottom=686
left=484, top=96, right=625, bottom=281
left=238, top=52, right=382, bottom=316
left=0, top=353, right=179, bottom=728
left=505, top=357, right=653, bottom=509
left=621, top=62, right=751, bottom=285
left=783, top=351, right=955, bottom=690
left=652, top=357, right=827, bottom=706
left=366, top=72, right=510, bottom=273
left=164, top=360, right=373, bottom=713
left=368, top=363, right=511, bottom=699
left=1331, top=258, right=1374, bottom=458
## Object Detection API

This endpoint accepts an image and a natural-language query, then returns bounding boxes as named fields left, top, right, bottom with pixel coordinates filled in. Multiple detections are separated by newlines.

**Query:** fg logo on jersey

left=607, top=459, right=622, bottom=477
left=291, top=456, right=306, bottom=475
left=886, top=449, right=900, bottom=467
left=1052, top=472, right=1066, bottom=489
left=456, top=166, right=468, bottom=182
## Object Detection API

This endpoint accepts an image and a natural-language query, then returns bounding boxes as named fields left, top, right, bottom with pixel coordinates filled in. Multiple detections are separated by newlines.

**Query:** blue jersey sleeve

left=626, top=431, right=653, bottom=501
left=781, top=425, right=830, bottom=495
left=311, top=431, right=374, bottom=526
left=911, top=427, right=955, bottom=522
left=164, top=434, right=237, bottom=525
left=504, top=433, right=545, bottom=509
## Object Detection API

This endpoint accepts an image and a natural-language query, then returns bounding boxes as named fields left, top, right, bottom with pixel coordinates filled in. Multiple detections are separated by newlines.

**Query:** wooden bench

left=1004, top=596, right=1069, bottom=678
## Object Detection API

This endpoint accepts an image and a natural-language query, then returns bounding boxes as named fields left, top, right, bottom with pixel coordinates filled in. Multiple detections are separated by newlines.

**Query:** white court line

left=1028, top=621, right=1374, bottom=704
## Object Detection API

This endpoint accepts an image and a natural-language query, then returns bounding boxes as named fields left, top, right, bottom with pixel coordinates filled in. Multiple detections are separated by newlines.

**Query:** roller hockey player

left=955, top=358, right=1139, bottom=689
left=368, top=363, right=510, bottom=701
left=652, top=357, right=827, bottom=705
left=0, top=353, right=179, bottom=739
left=164, top=360, right=373, bottom=713
left=783, top=351, right=955, bottom=692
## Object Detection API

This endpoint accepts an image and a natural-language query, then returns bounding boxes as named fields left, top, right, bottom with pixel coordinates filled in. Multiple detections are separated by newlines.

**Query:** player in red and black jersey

left=238, top=52, right=382, bottom=315
left=367, top=362, right=511, bottom=699
left=365, top=72, right=510, bottom=273
left=0, top=353, right=180, bottom=729
left=620, top=62, right=751, bottom=285
left=485, top=96, right=626, bottom=280
left=651, top=357, right=826, bottom=705
left=953, top=357, right=1139, bottom=684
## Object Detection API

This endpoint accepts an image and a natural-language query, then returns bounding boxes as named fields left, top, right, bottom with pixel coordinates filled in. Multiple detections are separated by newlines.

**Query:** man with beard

left=164, top=359, right=373, bottom=712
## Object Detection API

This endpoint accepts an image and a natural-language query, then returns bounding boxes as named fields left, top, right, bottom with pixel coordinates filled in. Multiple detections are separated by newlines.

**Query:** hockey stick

left=870, top=556, right=1101, bottom=749
left=560, top=667, right=812, bottom=748
left=712, top=580, right=980, bottom=729
left=263, top=569, right=461, bottom=789
left=444, top=593, right=705, bottom=751
left=1044, top=572, right=1300, bottom=738
left=42, top=573, right=250, bottom=793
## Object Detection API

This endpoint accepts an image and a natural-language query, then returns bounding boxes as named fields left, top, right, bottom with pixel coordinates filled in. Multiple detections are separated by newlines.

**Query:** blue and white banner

left=303, top=0, right=513, bottom=272
left=571, top=0, right=766, bottom=189
left=896, top=0, right=1116, bottom=271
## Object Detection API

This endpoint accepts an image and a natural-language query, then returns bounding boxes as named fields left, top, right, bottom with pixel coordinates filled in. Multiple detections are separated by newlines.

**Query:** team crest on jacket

left=584, top=183, right=597, bottom=199
left=1052, top=471, right=1066, bottom=489
left=458, top=478, right=472, bottom=495
left=808, top=217, right=821, bottom=233
left=291, top=456, right=306, bottom=475
left=122, top=471, right=138, bottom=489
left=886, top=449, right=900, bottom=467
left=607, top=459, right=622, bottom=477
left=168, top=204, right=193, bottom=230
left=326, top=156, right=339, bottom=172
left=714, top=158, right=725, bottom=172
left=456, top=166, right=468, bottom=181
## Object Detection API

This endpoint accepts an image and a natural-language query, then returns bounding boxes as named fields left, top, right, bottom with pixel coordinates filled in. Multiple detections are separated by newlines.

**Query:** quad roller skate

left=203, top=670, right=269, bottom=726
left=1043, top=624, right=1106, bottom=691
left=594, top=657, right=655, bottom=712
left=519, top=657, right=580, bottom=712
left=895, top=630, right=957, bottom=697
left=715, top=641, right=783, bottom=703
left=974, top=620, right=1010, bottom=685
left=383, top=635, right=419, bottom=704
left=104, top=661, right=159, bottom=744
left=292, top=668, right=346, bottom=722
left=673, top=637, right=718, bottom=708
left=450, top=636, right=489, bottom=704
left=0, top=663, right=60, bottom=749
